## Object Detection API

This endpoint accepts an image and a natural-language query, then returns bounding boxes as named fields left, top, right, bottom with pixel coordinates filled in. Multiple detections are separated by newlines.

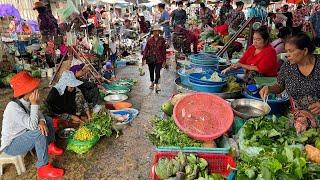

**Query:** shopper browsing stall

left=158, top=3, right=171, bottom=41
left=142, top=25, right=166, bottom=92
left=33, top=1, right=59, bottom=39
left=0, top=71, right=64, bottom=179
left=222, top=27, right=278, bottom=82
left=271, top=27, right=292, bottom=55
left=171, top=1, right=187, bottom=28
left=199, top=3, right=213, bottom=27
left=46, top=71, right=91, bottom=124
left=226, top=1, right=245, bottom=34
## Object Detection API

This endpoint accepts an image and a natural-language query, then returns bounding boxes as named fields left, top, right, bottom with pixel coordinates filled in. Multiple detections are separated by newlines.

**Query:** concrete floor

left=0, top=63, right=177, bottom=180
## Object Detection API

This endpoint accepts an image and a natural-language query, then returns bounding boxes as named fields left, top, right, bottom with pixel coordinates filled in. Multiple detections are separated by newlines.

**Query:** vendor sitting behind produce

left=46, top=71, right=91, bottom=124
left=222, top=27, right=279, bottom=82
left=260, top=33, right=320, bottom=133
left=69, top=55, right=105, bottom=112
left=1, top=71, right=64, bottom=179
left=260, top=33, right=320, bottom=114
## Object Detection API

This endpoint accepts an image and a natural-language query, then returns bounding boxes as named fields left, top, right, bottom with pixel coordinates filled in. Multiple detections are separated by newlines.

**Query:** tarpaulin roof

left=0, top=4, right=21, bottom=21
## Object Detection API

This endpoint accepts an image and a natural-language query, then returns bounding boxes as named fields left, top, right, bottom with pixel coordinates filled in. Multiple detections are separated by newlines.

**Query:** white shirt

left=143, top=10, right=152, bottom=22
left=109, top=41, right=117, bottom=54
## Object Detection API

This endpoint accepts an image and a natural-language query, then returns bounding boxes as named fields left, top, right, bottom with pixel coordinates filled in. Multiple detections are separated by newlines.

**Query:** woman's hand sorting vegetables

left=259, top=86, right=269, bottom=102
left=71, top=115, right=83, bottom=123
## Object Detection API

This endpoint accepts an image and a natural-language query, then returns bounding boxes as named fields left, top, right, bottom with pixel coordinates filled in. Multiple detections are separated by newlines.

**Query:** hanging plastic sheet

left=57, top=0, right=80, bottom=23
left=92, top=37, right=104, bottom=56
left=66, top=32, right=77, bottom=46
left=0, top=4, right=21, bottom=22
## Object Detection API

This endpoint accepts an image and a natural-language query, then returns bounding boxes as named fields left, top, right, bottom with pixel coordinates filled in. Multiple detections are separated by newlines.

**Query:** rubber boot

left=48, top=143, right=63, bottom=156
left=37, top=164, right=64, bottom=179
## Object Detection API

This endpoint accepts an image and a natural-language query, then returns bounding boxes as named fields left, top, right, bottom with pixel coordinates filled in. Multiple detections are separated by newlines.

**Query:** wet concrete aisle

left=0, top=64, right=177, bottom=180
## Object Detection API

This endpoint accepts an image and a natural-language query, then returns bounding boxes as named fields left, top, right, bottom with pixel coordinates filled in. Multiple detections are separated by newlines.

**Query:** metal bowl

left=104, top=94, right=128, bottom=103
left=231, top=99, right=271, bottom=119
left=59, top=128, right=75, bottom=139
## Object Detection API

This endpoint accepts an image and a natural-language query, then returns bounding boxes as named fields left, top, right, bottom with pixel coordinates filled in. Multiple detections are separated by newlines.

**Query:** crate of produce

left=150, top=152, right=236, bottom=180
left=156, top=136, right=230, bottom=154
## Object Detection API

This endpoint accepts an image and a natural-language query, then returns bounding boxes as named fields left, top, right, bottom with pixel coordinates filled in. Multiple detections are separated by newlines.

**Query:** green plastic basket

left=102, top=84, right=130, bottom=94
left=111, top=80, right=134, bottom=89
left=67, top=131, right=100, bottom=154
left=156, top=136, right=230, bottom=154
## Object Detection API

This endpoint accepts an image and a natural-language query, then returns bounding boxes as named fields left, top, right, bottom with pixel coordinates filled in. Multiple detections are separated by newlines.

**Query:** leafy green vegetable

left=148, top=116, right=202, bottom=147
left=88, top=111, right=113, bottom=137
left=236, top=116, right=320, bottom=180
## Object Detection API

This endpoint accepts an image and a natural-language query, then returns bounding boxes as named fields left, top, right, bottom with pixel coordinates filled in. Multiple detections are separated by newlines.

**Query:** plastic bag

left=92, top=37, right=104, bottom=56
left=66, top=32, right=76, bottom=46
left=57, top=0, right=79, bottom=23
left=138, top=65, right=145, bottom=76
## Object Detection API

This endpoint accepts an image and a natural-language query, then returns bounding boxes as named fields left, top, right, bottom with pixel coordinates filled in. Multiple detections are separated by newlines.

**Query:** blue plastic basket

left=190, top=62, right=218, bottom=71
left=189, top=53, right=220, bottom=65
left=189, top=81, right=226, bottom=93
left=177, top=69, right=190, bottom=86
left=110, top=110, right=134, bottom=124
left=189, top=73, right=227, bottom=85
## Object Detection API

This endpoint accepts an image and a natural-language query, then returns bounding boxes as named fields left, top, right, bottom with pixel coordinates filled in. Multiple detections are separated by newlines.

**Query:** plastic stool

left=0, top=152, right=26, bottom=176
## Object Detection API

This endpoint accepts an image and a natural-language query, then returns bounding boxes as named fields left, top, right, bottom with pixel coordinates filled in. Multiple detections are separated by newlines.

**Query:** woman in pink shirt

left=271, top=27, right=292, bottom=54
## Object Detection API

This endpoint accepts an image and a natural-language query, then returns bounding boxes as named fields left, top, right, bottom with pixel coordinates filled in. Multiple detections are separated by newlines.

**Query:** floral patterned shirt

left=277, top=56, right=320, bottom=110
left=143, top=36, right=166, bottom=64
left=219, top=4, right=233, bottom=25
left=292, top=7, right=309, bottom=27
left=226, top=9, right=246, bottom=30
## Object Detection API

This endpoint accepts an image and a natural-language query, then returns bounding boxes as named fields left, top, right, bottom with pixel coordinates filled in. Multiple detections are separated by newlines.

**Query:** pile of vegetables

left=87, top=111, right=113, bottom=137
left=155, top=152, right=225, bottom=180
left=74, top=126, right=94, bottom=141
left=200, top=72, right=222, bottom=82
left=200, top=29, right=224, bottom=46
left=236, top=116, right=320, bottom=179
left=222, top=77, right=241, bottom=93
left=67, top=111, right=113, bottom=154
left=0, top=71, right=15, bottom=86
left=148, top=116, right=202, bottom=147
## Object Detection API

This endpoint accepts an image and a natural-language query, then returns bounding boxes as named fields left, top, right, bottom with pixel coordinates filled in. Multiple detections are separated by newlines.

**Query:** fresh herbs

left=236, top=116, right=320, bottom=180
left=88, top=111, right=113, bottom=137
left=148, top=116, right=202, bottom=147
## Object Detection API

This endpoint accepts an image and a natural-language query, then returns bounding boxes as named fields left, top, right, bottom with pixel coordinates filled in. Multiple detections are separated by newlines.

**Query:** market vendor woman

left=223, top=27, right=279, bottom=82
left=260, top=33, right=320, bottom=114
left=1, top=71, right=64, bottom=178
left=46, top=71, right=92, bottom=123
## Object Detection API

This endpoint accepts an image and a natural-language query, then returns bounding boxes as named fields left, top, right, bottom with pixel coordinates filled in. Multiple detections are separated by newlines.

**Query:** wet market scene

left=1, top=0, right=320, bottom=179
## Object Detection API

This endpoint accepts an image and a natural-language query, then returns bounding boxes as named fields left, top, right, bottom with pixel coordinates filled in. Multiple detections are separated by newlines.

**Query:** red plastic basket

left=173, top=93, right=233, bottom=141
left=150, top=152, right=236, bottom=180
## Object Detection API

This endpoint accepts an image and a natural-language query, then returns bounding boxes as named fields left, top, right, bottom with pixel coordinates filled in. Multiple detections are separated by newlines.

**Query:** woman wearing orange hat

left=0, top=71, right=64, bottom=178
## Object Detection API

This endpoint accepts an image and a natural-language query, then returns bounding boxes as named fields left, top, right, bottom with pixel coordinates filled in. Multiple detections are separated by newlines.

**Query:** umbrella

left=0, top=4, right=21, bottom=21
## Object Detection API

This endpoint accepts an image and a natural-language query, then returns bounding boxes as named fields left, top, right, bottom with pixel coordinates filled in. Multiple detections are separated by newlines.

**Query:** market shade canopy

left=173, top=93, right=234, bottom=141
left=0, top=4, right=21, bottom=21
